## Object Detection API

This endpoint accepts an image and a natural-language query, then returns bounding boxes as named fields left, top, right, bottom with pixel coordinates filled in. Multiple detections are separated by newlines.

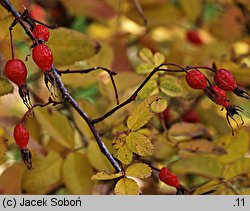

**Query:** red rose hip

left=32, top=44, right=53, bottom=71
left=186, top=30, right=203, bottom=46
left=32, top=25, right=50, bottom=42
left=13, top=123, right=29, bottom=148
left=159, top=167, right=180, bottom=188
left=185, top=69, right=207, bottom=90
left=5, top=59, right=27, bottom=86
left=214, top=69, right=237, bottom=91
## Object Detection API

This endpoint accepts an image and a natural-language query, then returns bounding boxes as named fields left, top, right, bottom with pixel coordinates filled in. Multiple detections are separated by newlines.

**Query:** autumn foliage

left=0, top=0, right=250, bottom=195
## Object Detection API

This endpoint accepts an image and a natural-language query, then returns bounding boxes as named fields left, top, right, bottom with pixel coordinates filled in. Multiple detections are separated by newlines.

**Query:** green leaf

left=47, top=27, right=100, bottom=67
left=160, top=75, right=183, bottom=97
left=35, top=107, right=75, bottom=149
left=22, top=151, right=63, bottom=194
left=63, top=152, right=94, bottom=194
left=139, top=48, right=154, bottom=64
left=127, top=95, right=162, bottom=131
left=126, top=132, right=154, bottom=156
left=125, top=163, right=152, bottom=179
left=224, top=158, right=250, bottom=180
left=87, top=141, right=115, bottom=173
left=91, top=171, right=124, bottom=180
left=168, top=122, right=207, bottom=142
left=170, top=156, right=224, bottom=178
left=215, top=129, right=249, bottom=164
left=114, top=178, right=139, bottom=195
left=0, top=78, right=13, bottom=96
left=116, top=144, right=133, bottom=165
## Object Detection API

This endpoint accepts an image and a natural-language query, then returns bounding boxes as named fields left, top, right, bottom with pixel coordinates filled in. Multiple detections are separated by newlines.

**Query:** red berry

left=183, top=110, right=200, bottom=123
left=32, top=44, right=53, bottom=71
left=212, top=86, right=230, bottom=108
left=5, top=59, right=27, bottom=86
left=159, top=167, right=180, bottom=188
left=214, top=69, right=237, bottom=91
left=33, top=25, right=50, bottom=42
left=13, top=123, right=29, bottom=148
left=186, top=70, right=207, bottom=90
left=186, top=30, right=203, bottom=46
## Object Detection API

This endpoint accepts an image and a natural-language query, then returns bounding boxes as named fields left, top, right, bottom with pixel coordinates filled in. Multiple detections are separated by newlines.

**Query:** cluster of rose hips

left=4, top=23, right=53, bottom=169
left=185, top=67, right=249, bottom=134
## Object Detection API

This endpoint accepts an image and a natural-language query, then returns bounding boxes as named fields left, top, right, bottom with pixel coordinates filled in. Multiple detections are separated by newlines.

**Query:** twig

left=132, top=0, right=147, bottom=26
left=57, top=67, right=120, bottom=105
left=92, top=63, right=187, bottom=124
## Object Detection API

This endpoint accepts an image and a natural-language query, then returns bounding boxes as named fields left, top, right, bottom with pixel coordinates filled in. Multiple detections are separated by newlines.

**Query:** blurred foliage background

left=0, top=0, right=250, bottom=195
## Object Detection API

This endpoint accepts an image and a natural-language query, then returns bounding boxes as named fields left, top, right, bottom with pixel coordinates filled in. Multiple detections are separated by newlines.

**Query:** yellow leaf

left=114, top=178, right=139, bottom=195
left=178, top=139, right=227, bottom=155
left=125, top=163, right=152, bottom=179
left=0, top=163, right=25, bottom=194
left=241, top=189, right=250, bottom=195
left=224, top=157, right=250, bottom=180
left=153, top=137, right=177, bottom=160
left=47, top=27, right=100, bottom=67
left=0, top=78, right=13, bottom=96
left=193, top=179, right=223, bottom=195
left=116, top=144, right=133, bottom=165
left=154, top=52, right=165, bottom=66
left=160, top=75, right=183, bottom=97
left=22, top=151, right=63, bottom=194
left=35, top=107, right=75, bottom=149
left=179, top=0, right=202, bottom=23
left=127, top=95, right=162, bottom=131
left=215, top=129, right=249, bottom=164
left=151, top=98, right=168, bottom=113
left=168, top=122, right=207, bottom=142
left=87, top=141, right=115, bottom=173
left=127, top=4, right=181, bottom=27
left=61, top=0, right=116, bottom=20
left=139, top=48, right=154, bottom=64
left=112, top=133, right=127, bottom=150
left=170, top=156, right=224, bottom=178
left=136, top=63, right=155, bottom=74
left=63, top=152, right=94, bottom=194
left=0, top=134, right=8, bottom=160
left=126, top=132, right=154, bottom=156
left=91, top=171, right=123, bottom=181
left=138, top=79, right=158, bottom=99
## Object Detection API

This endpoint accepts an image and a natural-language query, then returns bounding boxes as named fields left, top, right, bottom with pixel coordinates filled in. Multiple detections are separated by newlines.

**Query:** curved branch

left=92, top=63, right=186, bottom=124
left=57, top=67, right=120, bottom=105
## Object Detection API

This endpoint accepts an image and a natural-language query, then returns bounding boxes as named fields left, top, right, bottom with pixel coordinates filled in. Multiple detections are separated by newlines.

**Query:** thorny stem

left=57, top=67, right=120, bottom=105
left=0, top=0, right=122, bottom=173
